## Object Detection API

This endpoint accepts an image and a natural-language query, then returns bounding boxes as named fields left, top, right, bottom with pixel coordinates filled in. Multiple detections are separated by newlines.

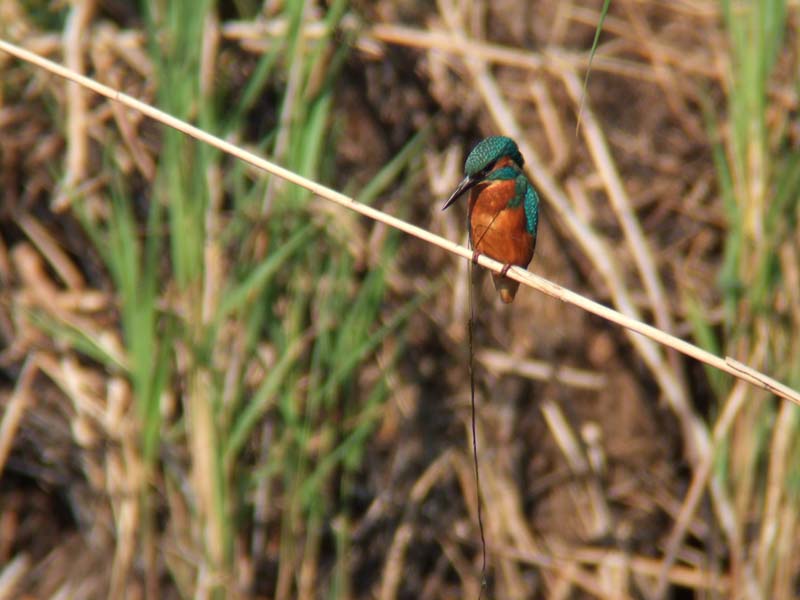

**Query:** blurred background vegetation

left=1, top=0, right=799, bottom=598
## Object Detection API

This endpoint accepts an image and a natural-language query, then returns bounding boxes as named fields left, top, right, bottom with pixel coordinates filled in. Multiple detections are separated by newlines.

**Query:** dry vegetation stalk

left=0, top=37, right=797, bottom=415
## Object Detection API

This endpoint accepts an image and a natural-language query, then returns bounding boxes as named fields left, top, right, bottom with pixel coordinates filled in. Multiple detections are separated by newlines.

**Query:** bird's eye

left=481, top=160, right=497, bottom=176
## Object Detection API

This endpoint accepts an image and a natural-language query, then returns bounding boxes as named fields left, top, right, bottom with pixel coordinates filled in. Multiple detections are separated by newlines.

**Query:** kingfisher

left=442, top=136, right=539, bottom=303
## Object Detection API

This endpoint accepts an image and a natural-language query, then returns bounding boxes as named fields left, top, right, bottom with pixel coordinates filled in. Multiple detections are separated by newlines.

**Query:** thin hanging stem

left=468, top=258, right=487, bottom=599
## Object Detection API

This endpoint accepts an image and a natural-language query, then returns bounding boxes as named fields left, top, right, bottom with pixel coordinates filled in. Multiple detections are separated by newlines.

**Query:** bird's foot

left=500, top=263, right=512, bottom=278
left=471, top=250, right=482, bottom=265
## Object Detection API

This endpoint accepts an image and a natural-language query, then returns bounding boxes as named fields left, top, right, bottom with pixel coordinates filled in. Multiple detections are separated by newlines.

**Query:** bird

left=442, top=136, right=539, bottom=303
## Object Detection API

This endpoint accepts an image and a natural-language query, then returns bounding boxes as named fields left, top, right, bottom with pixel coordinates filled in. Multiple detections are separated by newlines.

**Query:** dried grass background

left=1, top=1, right=800, bottom=599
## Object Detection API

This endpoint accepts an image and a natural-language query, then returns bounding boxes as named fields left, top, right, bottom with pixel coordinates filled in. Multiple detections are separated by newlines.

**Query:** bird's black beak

left=441, top=175, right=478, bottom=211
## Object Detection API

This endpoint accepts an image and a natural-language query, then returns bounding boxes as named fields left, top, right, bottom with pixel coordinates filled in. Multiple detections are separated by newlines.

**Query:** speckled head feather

left=464, top=136, right=524, bottom=176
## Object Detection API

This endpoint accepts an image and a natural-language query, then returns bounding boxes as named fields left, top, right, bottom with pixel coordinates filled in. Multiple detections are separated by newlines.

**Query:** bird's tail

left=492, top=273, right=519, bottom=304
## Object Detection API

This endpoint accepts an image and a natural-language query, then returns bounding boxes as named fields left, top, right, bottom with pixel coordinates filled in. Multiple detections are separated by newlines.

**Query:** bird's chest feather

left=468, top=180, right=534, bottom=266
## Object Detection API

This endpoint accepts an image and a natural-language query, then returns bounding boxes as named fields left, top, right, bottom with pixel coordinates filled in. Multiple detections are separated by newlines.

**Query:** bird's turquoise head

left=464, top=136, right=524, bottom=176
left=442, top=136, right=524, bottom=210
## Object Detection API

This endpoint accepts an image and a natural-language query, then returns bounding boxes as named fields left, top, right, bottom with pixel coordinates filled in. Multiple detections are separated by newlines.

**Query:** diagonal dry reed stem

left=0, top=38, right=797, bottom=412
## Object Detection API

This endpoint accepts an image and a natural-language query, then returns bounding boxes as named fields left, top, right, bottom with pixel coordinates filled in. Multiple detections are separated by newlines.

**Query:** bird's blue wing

left=515, top=175, right=539, bottom=236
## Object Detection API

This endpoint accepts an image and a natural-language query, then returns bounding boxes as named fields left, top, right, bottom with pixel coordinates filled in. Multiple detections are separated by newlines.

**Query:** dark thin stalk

left=468, top=259, right=487, bottom=599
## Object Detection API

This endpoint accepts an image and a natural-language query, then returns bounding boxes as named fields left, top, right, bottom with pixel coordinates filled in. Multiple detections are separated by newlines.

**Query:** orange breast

left=468, top=180, right=535, bottom=268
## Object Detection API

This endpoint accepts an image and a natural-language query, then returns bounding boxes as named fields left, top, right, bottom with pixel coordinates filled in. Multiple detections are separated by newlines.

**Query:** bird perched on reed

left=442, top=136, right=539, bottom=303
